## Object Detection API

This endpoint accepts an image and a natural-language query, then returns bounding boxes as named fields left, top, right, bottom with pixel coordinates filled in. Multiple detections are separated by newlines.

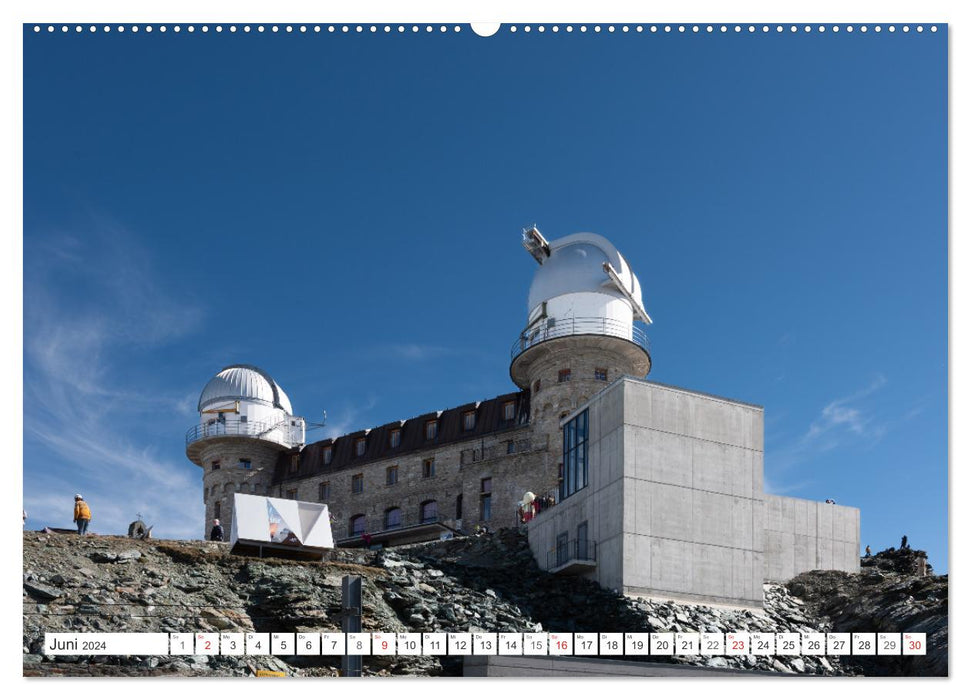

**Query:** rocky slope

left=788, top=546, right=947, bottom=676
left=22, top=530, right=945, bottom=677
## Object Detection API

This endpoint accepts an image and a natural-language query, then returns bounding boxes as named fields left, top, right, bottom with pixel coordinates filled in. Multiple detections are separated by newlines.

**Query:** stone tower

left=185, top=364, right=305, bottom=538
left=509, top=228, right=652, bottom=497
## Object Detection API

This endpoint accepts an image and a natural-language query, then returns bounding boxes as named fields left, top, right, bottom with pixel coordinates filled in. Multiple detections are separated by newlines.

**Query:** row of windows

left=211, top=458, right=252, bottom=471
left=315, top=458, right=438, bottom=500
left=556, top=368, right=609, bottom=384
left=345, top=481, right=493, bottom=537
left=318, top=402, right=518, bottom=464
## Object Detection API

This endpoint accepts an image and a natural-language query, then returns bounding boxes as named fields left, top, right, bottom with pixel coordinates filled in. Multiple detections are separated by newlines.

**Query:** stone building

left=185, top=227, right=860, bottom=608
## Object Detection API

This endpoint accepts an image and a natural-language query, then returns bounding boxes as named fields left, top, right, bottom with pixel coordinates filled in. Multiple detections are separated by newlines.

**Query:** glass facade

left=562, top=409, right=589, bottom=499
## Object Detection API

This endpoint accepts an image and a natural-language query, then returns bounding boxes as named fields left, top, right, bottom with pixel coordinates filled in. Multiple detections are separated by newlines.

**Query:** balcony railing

left=511, top=316, right=649, bottom=361
left=185, top=419, right=283, bottom=447
left=340, top=512, right=448, bottom=541
left=548, top=539, right=598, bottom=570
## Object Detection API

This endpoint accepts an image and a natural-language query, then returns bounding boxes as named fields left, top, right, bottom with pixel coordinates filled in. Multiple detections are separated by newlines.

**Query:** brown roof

left=272, top=390, right=530, bottom=483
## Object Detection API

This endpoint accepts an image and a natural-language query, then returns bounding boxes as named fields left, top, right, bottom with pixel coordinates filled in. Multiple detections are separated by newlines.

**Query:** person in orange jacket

left=73, top=494, right=91, bottom=535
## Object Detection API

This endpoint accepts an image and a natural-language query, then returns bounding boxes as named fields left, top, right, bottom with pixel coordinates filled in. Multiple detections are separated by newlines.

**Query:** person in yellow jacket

left=73, top=494, right=91, bottom=535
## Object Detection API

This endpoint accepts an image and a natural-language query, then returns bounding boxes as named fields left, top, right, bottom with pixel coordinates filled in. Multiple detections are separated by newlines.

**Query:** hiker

left=865, top=545, right=872, bottom=557
left=901, top=535, right=909, bottom=550
left=210, top=519, right=224, bottom=541
left=73, top=494, right=91, bottom=535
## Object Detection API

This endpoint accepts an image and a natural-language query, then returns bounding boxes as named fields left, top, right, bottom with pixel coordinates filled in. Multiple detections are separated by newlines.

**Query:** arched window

left=420, top=500, right=438, bottom=524
left=384, top=507, right=402, bottom=530
left=349, top=514, right=366, bottom=537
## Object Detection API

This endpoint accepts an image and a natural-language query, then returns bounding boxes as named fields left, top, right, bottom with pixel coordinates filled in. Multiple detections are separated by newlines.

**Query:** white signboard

left=231, top=493, right=334, bottom=549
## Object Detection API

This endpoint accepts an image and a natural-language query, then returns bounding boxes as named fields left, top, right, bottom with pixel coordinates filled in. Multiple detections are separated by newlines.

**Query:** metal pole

left=341, top=575, right=362, bottom=677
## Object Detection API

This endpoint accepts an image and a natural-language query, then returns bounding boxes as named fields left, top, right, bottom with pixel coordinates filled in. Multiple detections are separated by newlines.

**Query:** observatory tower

left=186, top=364, right=305, bottom=536
left=510, top=228, right=652, bottom=487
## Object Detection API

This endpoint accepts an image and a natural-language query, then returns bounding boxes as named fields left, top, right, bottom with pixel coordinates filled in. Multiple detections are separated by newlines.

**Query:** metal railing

left=548, top=539, right=598, bottom=569
left=340, top=512, right=448, bottom=540
left=511, top=316, right=650, bottom=361
left=185, top=420, right=283, bottom=447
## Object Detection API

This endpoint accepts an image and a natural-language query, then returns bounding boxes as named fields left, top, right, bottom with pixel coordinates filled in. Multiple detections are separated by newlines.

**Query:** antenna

left=306, top=410, right=328, bottom=432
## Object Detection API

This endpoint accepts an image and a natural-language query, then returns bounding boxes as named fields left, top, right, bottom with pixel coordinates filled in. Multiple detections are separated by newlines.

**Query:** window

left=354, top=437, right=366, bottom=457
left=239, top=458, right=252, bottom=470
left=502, top=401, right=516, bottom=421
left=286, top=489, right=297, bottom=500
left=480, top=478, right=492, bottom=521
left=240, top=415, right=248, bottom=423
left=211, top=460, right=221, bottom=471
left=558, top=368, right=572, bottom=383
left=214, top=501, right=221, bottom=520
left=323, top=445, right=333, bottom=465
left=422, top=458, right=435, bottom=478
left=562, top=409, right=589, bottom=499
left=425, top=420, right=438, bottom=440
left=288, top=455, right=299, bottom=474
left=385, top=507, right=402, bottom=530
left=463, top=411, right=476, bottom=431
left=455, top=494, right=463, bottom=519
left=577, top=521, right=589, bottom=560
left=349, top=514, right=366, bottom=537
left=389, top=429, right=401, bottom=448
left=386, top=465, right=398, bottom=485
left=420, top=500, right=438, bottom=524
left=318, top=482, right=330, bottom=501
left=595, top=367, right=608, bottom=381
left=351, top=474, right=364, bottom=494
left=506, top=440, right=515, bottom=454
left=555, top=531, right=569, bottom=567
left=533, top=379, right=541, bottom=393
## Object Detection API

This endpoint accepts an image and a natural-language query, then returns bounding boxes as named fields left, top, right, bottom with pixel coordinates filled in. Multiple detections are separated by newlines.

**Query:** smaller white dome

left=198, top=364, right=293, bottom=414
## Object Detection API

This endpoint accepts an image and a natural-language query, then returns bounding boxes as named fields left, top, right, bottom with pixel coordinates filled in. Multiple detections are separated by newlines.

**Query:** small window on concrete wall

left=212, top=460, right=221, bottom=471
left=594, top=368, right=608, bottom=381
left=319, top=481, right=330, bottom=501
left=352, top=474, right=364, bottom=494
left=503, top=401, right=516, bottom=421
left=422, top=458, right=435, bottom=478
left=214, top=501, right=221, bottom=520
left=558, top=368, right=572, bottom=383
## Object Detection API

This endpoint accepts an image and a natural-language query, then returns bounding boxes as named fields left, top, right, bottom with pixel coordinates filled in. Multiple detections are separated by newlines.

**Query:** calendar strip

left=44, top=632, right=926, bottom=657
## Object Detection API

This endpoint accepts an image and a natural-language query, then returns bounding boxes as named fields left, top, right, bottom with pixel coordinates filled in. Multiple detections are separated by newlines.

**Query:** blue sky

left=22, top=24, right=947, bottom=570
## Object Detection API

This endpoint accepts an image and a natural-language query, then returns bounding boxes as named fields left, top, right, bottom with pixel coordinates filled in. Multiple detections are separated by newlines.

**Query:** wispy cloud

left=803, top=375, right=888, bottom=446
left=23, top=218, right=206, bottom=539
left=372, top=343, right=455, bottom=361
left=765, top=375, right=890, bottom=488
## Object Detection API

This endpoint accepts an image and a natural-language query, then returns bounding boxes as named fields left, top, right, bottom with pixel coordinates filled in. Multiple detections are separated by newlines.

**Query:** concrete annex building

left=186, top=228, right=860, bottom=608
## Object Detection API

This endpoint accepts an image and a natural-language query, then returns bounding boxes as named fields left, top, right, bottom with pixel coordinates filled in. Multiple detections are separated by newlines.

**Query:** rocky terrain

left=22, top=530, right=946, bottom=677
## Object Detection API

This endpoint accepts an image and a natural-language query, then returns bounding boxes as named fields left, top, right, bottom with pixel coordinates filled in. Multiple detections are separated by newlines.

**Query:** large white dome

left=197, top=364, right=293, bottom=414
left=526, top=232, right=644, bottom=313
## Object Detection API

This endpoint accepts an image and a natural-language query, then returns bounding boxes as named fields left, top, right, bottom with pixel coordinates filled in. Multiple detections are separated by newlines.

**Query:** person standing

left=210, top=519, right=224, bottom=541
left=865, top=545, right=872, bottom=557
left=73, top=494, right=91, bottom=535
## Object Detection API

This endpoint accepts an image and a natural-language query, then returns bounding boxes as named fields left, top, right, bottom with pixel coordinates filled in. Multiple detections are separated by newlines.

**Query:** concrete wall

left=619, top=379, right=765, bottom=608
left=763, top=494, right=860, bottom=580
left=528, top=377, right=765, bottom=608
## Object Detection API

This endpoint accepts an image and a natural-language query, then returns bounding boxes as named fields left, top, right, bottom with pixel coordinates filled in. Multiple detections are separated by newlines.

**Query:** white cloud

left=23, top=220, right=206, bottom=539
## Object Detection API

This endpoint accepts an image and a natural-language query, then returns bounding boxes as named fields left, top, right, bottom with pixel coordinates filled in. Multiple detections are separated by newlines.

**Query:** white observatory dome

left=197, top=364, right=293, bottom=414
left=527, top=232, right=644, bottom=315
